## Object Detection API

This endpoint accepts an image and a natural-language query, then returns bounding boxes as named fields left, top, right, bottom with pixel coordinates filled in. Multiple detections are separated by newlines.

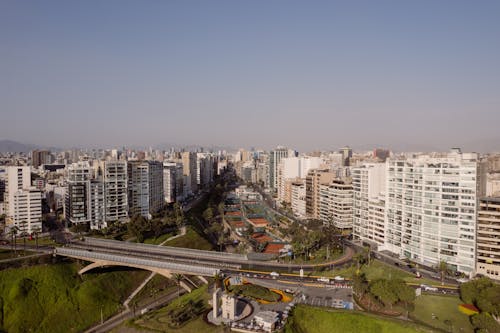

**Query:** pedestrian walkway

left=123, top=226, right=188, bottom=310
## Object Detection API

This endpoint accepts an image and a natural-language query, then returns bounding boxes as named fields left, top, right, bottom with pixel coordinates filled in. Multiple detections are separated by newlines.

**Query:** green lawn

left=410, top=294, right=474, bottom=333
left=285, top=305, right=434, bottom=333
left=0, top=262, right=148, bottom=333
left=15, top=236, right=60, bottom=247
left=317, top=260, right=438, bottom=286
left=144, top=232, right=173, bottom=245
left=0, top=249, right=36, bottom=260
left=228, top=283, right=280, bottom=302
left=131, top=274, right=176, bottom=306
left=131, top=284, right=221, bottom=333
left=163, top=227, right=213, bottom=250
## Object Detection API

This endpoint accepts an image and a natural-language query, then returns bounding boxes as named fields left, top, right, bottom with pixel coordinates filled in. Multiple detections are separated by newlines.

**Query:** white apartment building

left=103, top=161, right=128, bottom=225
left=65, top=162, right=92, bottom=225
left=476, top=197, right=500, bottom=280
left=385, top=150, right=478, bottom=274
left=318, top=179, right=353, bottom=230
left=128, top=160, right=164, bottom=219
left=5, top=166, right=42, bottom=234
left=163, top=161, right=177, bottom=203
left=290, top=180, right=306, bottom=218
left=352, top=163, right=386, bottom=248
left=277, top=156, right=322, bottom=203
left=269, top=147, right=289, bottom=191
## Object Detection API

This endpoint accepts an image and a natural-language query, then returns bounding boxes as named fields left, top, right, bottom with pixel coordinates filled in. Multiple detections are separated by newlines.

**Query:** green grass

left=410, top=294, right=474, bottom=333
left=291, top=247, right=344, bottom=265
left=15, top=236, right=60, bottom=247
left=317, top=260, right=438, bottom=286
left=131, top=284, right=222, bottom=333
left=228, top=283, right=280, bottom=302
left=0, top=262, right=149, bottom=333
left=0, top=249, right=36, bottom=260
left=144, top=232, right=174, bottom=245
left=285, top=305, right=434, bottom=333
left=163, top=227, right=213, bottom=250
left=132, top=274, right=176, bottom=306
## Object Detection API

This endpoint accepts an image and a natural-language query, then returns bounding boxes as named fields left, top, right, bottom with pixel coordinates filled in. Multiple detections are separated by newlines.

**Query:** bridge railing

left=83, top=237, right=248, bottom=260
left=55, top=247, right=220, bottom=276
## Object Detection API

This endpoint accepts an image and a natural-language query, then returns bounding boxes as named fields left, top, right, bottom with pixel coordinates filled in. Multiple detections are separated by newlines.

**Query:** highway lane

left=62, top=238, right=355, bottom=272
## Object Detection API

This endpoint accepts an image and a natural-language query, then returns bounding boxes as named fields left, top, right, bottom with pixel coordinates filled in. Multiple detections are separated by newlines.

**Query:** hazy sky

left=1, top=1, right=499, bottom=152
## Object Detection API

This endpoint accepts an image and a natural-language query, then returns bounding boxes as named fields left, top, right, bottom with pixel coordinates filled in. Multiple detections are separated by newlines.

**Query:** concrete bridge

left=54, top=247, right=221, bottom=279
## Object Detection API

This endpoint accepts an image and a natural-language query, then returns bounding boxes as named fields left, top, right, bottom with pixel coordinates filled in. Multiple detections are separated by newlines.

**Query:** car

left=317, top=277, right=330, bottom=283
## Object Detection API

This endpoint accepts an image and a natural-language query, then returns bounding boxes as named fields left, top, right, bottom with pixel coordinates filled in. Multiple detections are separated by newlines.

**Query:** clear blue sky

left=1, top=1, right=499, bottom=151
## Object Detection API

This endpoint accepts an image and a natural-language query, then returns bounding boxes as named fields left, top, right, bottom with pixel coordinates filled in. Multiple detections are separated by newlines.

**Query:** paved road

left=85, top=289, right=183, bottom=333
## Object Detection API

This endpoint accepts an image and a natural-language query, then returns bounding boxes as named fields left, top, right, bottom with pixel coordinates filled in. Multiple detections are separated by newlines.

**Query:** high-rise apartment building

left=476, top=197, right=500, bottom=280
left=269, top=147, right=289, bottom=191
left=65, top=161, right=128, bottom=230
left=31, top=150, right=51, bottom=168
left=352, top=163, right=387, bottom=248
left=385, top=150, right=478, bottom=274
left=5, top=166, right=42, bottom=234
left=318, top=179, right=353, bottom=230
left=163, top=161, right=178, bottom=203
left=65, top=162, right=92, bottom=225
left=305, top=169, right=336, bottom=219
left=277, top=156, right=323, bottom=204
left=103, top=161, right=128, bottom=224
left=128, top=161, right=164, bottom=218
left=290, top=179, right=306, bottom=218
left=181, top=152, right=198, bottom=195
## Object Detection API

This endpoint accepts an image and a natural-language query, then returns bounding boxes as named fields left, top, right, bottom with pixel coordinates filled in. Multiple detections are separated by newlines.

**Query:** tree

left=214, top=272, right=223, bottom=289
left=127, top=214, right=149, bottom=243
left=352, top=273, right=369, bottom=298
left=203, top=207, right=214, bottom=224
left=151, top=218, right=163, bottom=239
left=173, top=203, right=184, bottom=229
left=437, top=260, right=448, bottom=285
left=32, top=225, right=42, bottom=250
left=173, top=273, right=183, bottom=298
left=394, top=280, right=416, bottom=318
left=8, top=226, right=20, bottom=255
left=471, top=312, right=500, bottom=333
left=370, top=279, right=398, bottom=309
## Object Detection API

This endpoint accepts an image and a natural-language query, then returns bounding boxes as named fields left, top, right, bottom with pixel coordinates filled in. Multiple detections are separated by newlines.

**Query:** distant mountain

left=0, top=140, right=40, bottom=153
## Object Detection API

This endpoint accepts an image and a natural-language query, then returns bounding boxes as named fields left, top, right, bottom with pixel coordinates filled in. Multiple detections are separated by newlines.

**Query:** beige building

left=476, top=197, right=500, bottom=280
left=5, top=166, right=42, bottom=234
left=181, top=152, right=198, bottom=194
left=221, top=293, right=236, bottom=320
left=291, top=179, right=306, bottom=218
left=319, top=179, right=353, bottom=230
left=305, top=169, right=336, bottom=219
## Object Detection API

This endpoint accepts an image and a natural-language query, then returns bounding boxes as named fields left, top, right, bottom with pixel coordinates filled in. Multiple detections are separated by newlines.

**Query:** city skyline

left=2, top=1, right=500, bottom=152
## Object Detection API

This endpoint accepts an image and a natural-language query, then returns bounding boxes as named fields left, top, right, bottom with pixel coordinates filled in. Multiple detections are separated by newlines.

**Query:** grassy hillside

left=0, top=262, right=148, bottom=333
left=285, top=305, right=433, bottom=333
left=163, top=227, right=214, bottom=250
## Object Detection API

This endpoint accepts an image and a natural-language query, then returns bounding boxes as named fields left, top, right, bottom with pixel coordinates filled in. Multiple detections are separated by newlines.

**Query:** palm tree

left=8, top=226, right=20, bottom=255
left=173, top=273, right=183, bottom=298
left=214, top=272, right=223, bottom=289
left=438, top=260, right=448, bottom=285
left=32, top=225, right=42, bottom=249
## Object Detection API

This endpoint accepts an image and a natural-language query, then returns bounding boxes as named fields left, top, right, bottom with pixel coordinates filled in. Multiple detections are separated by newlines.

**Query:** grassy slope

left=0, top=263, right=148, bottom=333
left=229, top=284, right=280, bottom=302
left=286, top=305, right=433, bottom=333
left=144, top=232, right=173, bottom=245
left=318, top=260, right=437, bottom=286
left=411, top=294, right=474, bottom=333
left=163, top=227, right=213, bottom=250
left=132, top=284, right=221, bottom=333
